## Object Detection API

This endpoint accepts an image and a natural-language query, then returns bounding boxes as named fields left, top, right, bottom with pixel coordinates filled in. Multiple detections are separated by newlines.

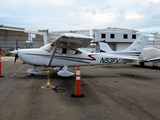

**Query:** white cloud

left=48, top=0, right=74, bottom=5
left=82, top=10, right=119, bottom=25
left=146, top=0, right=160, bottom=3
left=0, top=12, right=15, bottom=18
left=124, top=12, right=144, bottom=20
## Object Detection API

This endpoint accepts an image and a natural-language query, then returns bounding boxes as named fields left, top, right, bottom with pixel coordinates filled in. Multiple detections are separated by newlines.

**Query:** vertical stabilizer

left=98, top=35, right=149, bottom=56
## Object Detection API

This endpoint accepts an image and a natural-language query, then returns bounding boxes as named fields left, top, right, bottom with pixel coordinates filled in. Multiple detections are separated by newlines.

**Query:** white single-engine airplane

left=11, top=33, right=148, bottom=77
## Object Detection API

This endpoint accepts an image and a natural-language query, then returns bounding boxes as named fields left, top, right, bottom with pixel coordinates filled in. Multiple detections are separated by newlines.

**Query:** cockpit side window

left=56, top=48, right=82, bottom=55
left=40, top=45, right=82, bottom=55
left=68, top=49, right=82, bottom=55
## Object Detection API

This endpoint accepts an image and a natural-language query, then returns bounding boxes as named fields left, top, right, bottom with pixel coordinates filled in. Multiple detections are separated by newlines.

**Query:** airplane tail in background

left=98, top=34, right=149, bottom=57
left=99, top=41, right=114, bottom=53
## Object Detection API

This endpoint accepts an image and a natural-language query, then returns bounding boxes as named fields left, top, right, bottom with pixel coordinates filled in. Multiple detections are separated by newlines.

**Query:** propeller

left=14, top=38, right=19, bottom=63
left=14, top=53, right=19, bottom=63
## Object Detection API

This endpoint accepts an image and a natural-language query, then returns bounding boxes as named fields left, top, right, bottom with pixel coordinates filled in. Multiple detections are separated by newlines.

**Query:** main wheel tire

left=139, top=62, right=144, bottom=67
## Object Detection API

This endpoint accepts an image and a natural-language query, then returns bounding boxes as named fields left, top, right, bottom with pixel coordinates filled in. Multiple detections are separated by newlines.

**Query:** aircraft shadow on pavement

left=132, top=64, right=160, bottom=70
left=119, top=73, right=152, bottom=81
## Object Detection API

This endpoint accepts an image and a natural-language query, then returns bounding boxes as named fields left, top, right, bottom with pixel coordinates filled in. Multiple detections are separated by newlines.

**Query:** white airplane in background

left=98, top=36, right=160, bottom=67
left=11, top=33, right=148, bottom=77
left=138, top=47, right=160, bottom=67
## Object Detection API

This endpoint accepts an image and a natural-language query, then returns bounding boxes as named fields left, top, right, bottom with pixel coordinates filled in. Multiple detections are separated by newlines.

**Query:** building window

left=132, top=34, right=136, bottom=39
left=123, top=34, right=128, bottom=39
left=101, top=34, right=106, bottom=38
left=110, top=34, right=114, bottom=39
left=28, top=33, right=36, bottom=41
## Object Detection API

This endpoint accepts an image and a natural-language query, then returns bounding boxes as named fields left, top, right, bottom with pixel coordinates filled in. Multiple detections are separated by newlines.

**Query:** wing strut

left=47, top=41, right=57, bottom=66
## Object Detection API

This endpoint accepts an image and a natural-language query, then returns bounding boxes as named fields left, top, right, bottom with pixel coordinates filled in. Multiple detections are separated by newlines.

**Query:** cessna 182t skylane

left=11, top=33, right=148, bottom=77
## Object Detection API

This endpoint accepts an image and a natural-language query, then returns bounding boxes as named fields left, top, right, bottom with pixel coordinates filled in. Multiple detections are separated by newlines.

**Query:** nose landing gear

left=27, top=66, right=41, bottom=76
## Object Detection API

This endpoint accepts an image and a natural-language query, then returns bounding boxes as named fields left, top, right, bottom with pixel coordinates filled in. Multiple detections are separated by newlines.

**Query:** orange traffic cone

left=71, top=65, right=84, bottom=98
left=0, top=46, right=4, bottom=77
left=0, top=55, right=2, bottom=77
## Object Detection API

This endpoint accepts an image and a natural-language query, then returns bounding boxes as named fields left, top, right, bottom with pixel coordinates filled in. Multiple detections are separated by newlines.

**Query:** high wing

left=52, top=33, right=93, bottom=48
left=48, top=33, right=93, bottom=66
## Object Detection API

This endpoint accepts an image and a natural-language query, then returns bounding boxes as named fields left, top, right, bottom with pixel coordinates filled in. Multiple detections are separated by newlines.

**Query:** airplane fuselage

left=18, top=48, right=133, bottom=67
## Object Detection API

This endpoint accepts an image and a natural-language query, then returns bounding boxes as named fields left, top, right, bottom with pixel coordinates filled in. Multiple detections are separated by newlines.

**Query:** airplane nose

left=10, top=50, right=18, bottom=55
left=10, top=50, right=19, bottom=63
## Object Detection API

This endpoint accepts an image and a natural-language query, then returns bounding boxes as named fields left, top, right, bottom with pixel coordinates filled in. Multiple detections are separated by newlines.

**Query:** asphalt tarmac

left=0, top=57, right=160, bottom=120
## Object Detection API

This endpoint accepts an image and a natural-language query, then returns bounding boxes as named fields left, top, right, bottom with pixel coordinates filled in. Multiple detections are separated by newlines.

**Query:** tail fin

left=99, top=40, right=114, bottom=53
left=98, top=34, right=149, bottom=56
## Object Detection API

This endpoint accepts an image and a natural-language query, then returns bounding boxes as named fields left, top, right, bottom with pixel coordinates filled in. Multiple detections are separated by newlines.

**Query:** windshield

left=40, top=44, right=52, bottom=52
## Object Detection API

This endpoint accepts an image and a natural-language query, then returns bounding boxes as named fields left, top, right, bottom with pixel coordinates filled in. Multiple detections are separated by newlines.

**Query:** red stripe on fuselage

left=26, top=53, right=97, bottom=61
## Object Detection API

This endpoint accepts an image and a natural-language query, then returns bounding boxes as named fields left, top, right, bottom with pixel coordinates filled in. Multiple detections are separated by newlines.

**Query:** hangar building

left=92, top=28, right=160, bottom=50
left=0, top=24, right=44, bottom=51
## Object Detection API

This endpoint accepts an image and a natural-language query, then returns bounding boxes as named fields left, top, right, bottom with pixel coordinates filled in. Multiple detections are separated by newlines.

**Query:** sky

left=1, top=0, right=160, bottom=33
